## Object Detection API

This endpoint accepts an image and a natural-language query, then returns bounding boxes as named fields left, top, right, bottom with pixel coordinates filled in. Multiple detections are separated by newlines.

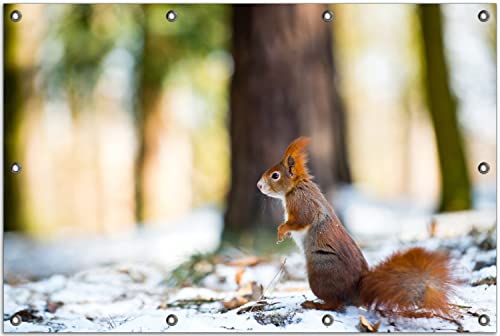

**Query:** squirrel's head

left=257, top=136, right=311, bottom=199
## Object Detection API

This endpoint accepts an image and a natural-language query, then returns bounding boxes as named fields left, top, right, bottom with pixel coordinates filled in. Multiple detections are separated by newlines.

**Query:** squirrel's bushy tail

left=359, top=247, right=459, bottom=317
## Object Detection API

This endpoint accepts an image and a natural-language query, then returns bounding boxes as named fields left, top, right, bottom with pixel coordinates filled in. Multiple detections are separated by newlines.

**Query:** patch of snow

left=4, top=206, right=496, bottom=332
left=4, top=207, right=222, bottom=280
left=470, top=266, right=496, bottom=283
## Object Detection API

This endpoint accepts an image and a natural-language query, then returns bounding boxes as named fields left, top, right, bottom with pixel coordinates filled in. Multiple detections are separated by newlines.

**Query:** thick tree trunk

left=134, top=5, right=170, bottom=223
left=418, top=5, right=472, bottom=212
left=4, top=5, right=32, bottom=232
left=134, top=88, right=162, bottom=224
left=224, top=4, right=350, bottom=241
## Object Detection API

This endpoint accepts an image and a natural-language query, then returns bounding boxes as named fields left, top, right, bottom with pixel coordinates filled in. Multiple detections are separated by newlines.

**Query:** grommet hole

left=10, top=314, right=22, bottom=326
left=478, top=314, right=490, bottom=326
left=166, top=314, right=178, bottom=326
left=10, top=10, right=22, bottom=22
left=322, top=10, right=333, bottom=22
left=478, top=10, right=490, bottom=22
left=478, top=162, right=490, bottom=175
left=166, top=10, right=177, bottom=22
left=10, top=162, right=22, bottom=174
left=322, top=313, right=334, bottom=326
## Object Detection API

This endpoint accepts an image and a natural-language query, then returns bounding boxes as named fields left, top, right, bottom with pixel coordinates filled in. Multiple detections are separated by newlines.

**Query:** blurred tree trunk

left=224, top=4, right=350, bottom=242
left=418, top=5, right=471, bottom=212
left=4, top=5, right=30, bottom=232
left=134, top=5, right=169, bottom=223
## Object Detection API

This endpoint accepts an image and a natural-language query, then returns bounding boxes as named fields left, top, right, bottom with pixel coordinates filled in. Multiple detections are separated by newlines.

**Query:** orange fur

left=282, top=136, right=311, bottom=180
left=360, top=247, right=459, bottom=317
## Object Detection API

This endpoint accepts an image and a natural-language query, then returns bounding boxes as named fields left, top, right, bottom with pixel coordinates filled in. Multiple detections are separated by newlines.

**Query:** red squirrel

left=257, top=136, right=458, bottom=317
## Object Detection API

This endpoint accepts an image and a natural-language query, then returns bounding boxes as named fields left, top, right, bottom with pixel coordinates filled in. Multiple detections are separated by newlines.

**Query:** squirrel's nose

left=257, top=182, right=263, bottom=190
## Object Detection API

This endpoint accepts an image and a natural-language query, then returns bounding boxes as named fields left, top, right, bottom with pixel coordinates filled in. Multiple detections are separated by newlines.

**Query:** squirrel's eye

left=271, top=172, right=280, bottom=180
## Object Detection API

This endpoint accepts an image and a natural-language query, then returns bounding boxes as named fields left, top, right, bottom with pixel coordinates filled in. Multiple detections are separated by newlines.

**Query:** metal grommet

left=322, top=314, right=334, bottom=326
left=322, top=10, right=334, bottom=22
left=166, top=10, right=177, bottom=22
left=478, top=10, right=490, bottom=22
left=10, top=314, right=22, bottom=326
left=10, top=162, right=22, bottom=174
left=478, top=162, right=490, bottom=175
left=166, top=314, right=178, bottom=326
left=478, top=314, right=490, bottom=326
left=10, top=10, right=22, bottom=22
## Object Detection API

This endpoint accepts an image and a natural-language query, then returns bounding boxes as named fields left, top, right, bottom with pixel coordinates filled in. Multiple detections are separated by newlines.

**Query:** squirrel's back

left=287, top=179, right=369, bottom=305
left=306, top=213, right=368, bottom=305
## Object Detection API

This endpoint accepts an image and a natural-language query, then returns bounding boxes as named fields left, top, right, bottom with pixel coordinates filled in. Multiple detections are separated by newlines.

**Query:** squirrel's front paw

left=277, top=225, right=291, bottom=244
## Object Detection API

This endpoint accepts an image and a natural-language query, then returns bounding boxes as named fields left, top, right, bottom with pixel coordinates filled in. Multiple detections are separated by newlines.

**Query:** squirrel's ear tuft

left=282, top=136, right=311, bottom=178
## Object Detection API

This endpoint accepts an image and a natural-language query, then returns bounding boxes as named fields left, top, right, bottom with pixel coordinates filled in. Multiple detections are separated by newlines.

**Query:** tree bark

left=418, top=4, right=471, bottom=212
left=224, top=4, right=350, bottom=241
left=4, top=5, right=32, bottom=232
left=134, top=5, right=170, bottom=223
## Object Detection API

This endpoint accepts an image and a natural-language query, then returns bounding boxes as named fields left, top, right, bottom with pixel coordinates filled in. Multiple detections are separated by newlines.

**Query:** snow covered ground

left=3, top=209, right=497, bottom=332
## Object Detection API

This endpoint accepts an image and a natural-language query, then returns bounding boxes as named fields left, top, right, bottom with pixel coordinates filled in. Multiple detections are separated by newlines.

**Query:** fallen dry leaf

left=429, top=219, right=438, bottom=238
left=222, top=296, right=249, bottom=309
left=225, top=256, right=266, bottom=267
left=46, top=301, right=64, bottom=314
left=222, top=281, right=264, bottom=310
left=249, top=281, right=264, bottom=301
left=235, top=266, right=244, bottom=286
left=358, top=315, right=381, bottom=332
left=280, top=286, right=309, bottom=292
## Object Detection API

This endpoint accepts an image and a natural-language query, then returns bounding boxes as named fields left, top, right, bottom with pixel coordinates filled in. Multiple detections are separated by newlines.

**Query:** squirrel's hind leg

left=301, top=300, right=344, bottom=311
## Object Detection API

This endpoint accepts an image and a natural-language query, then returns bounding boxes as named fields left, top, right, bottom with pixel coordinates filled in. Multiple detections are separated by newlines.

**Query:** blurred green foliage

left=5, top=4, right=231, bottom=235
left=163, top=251, right=217, bottom=287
